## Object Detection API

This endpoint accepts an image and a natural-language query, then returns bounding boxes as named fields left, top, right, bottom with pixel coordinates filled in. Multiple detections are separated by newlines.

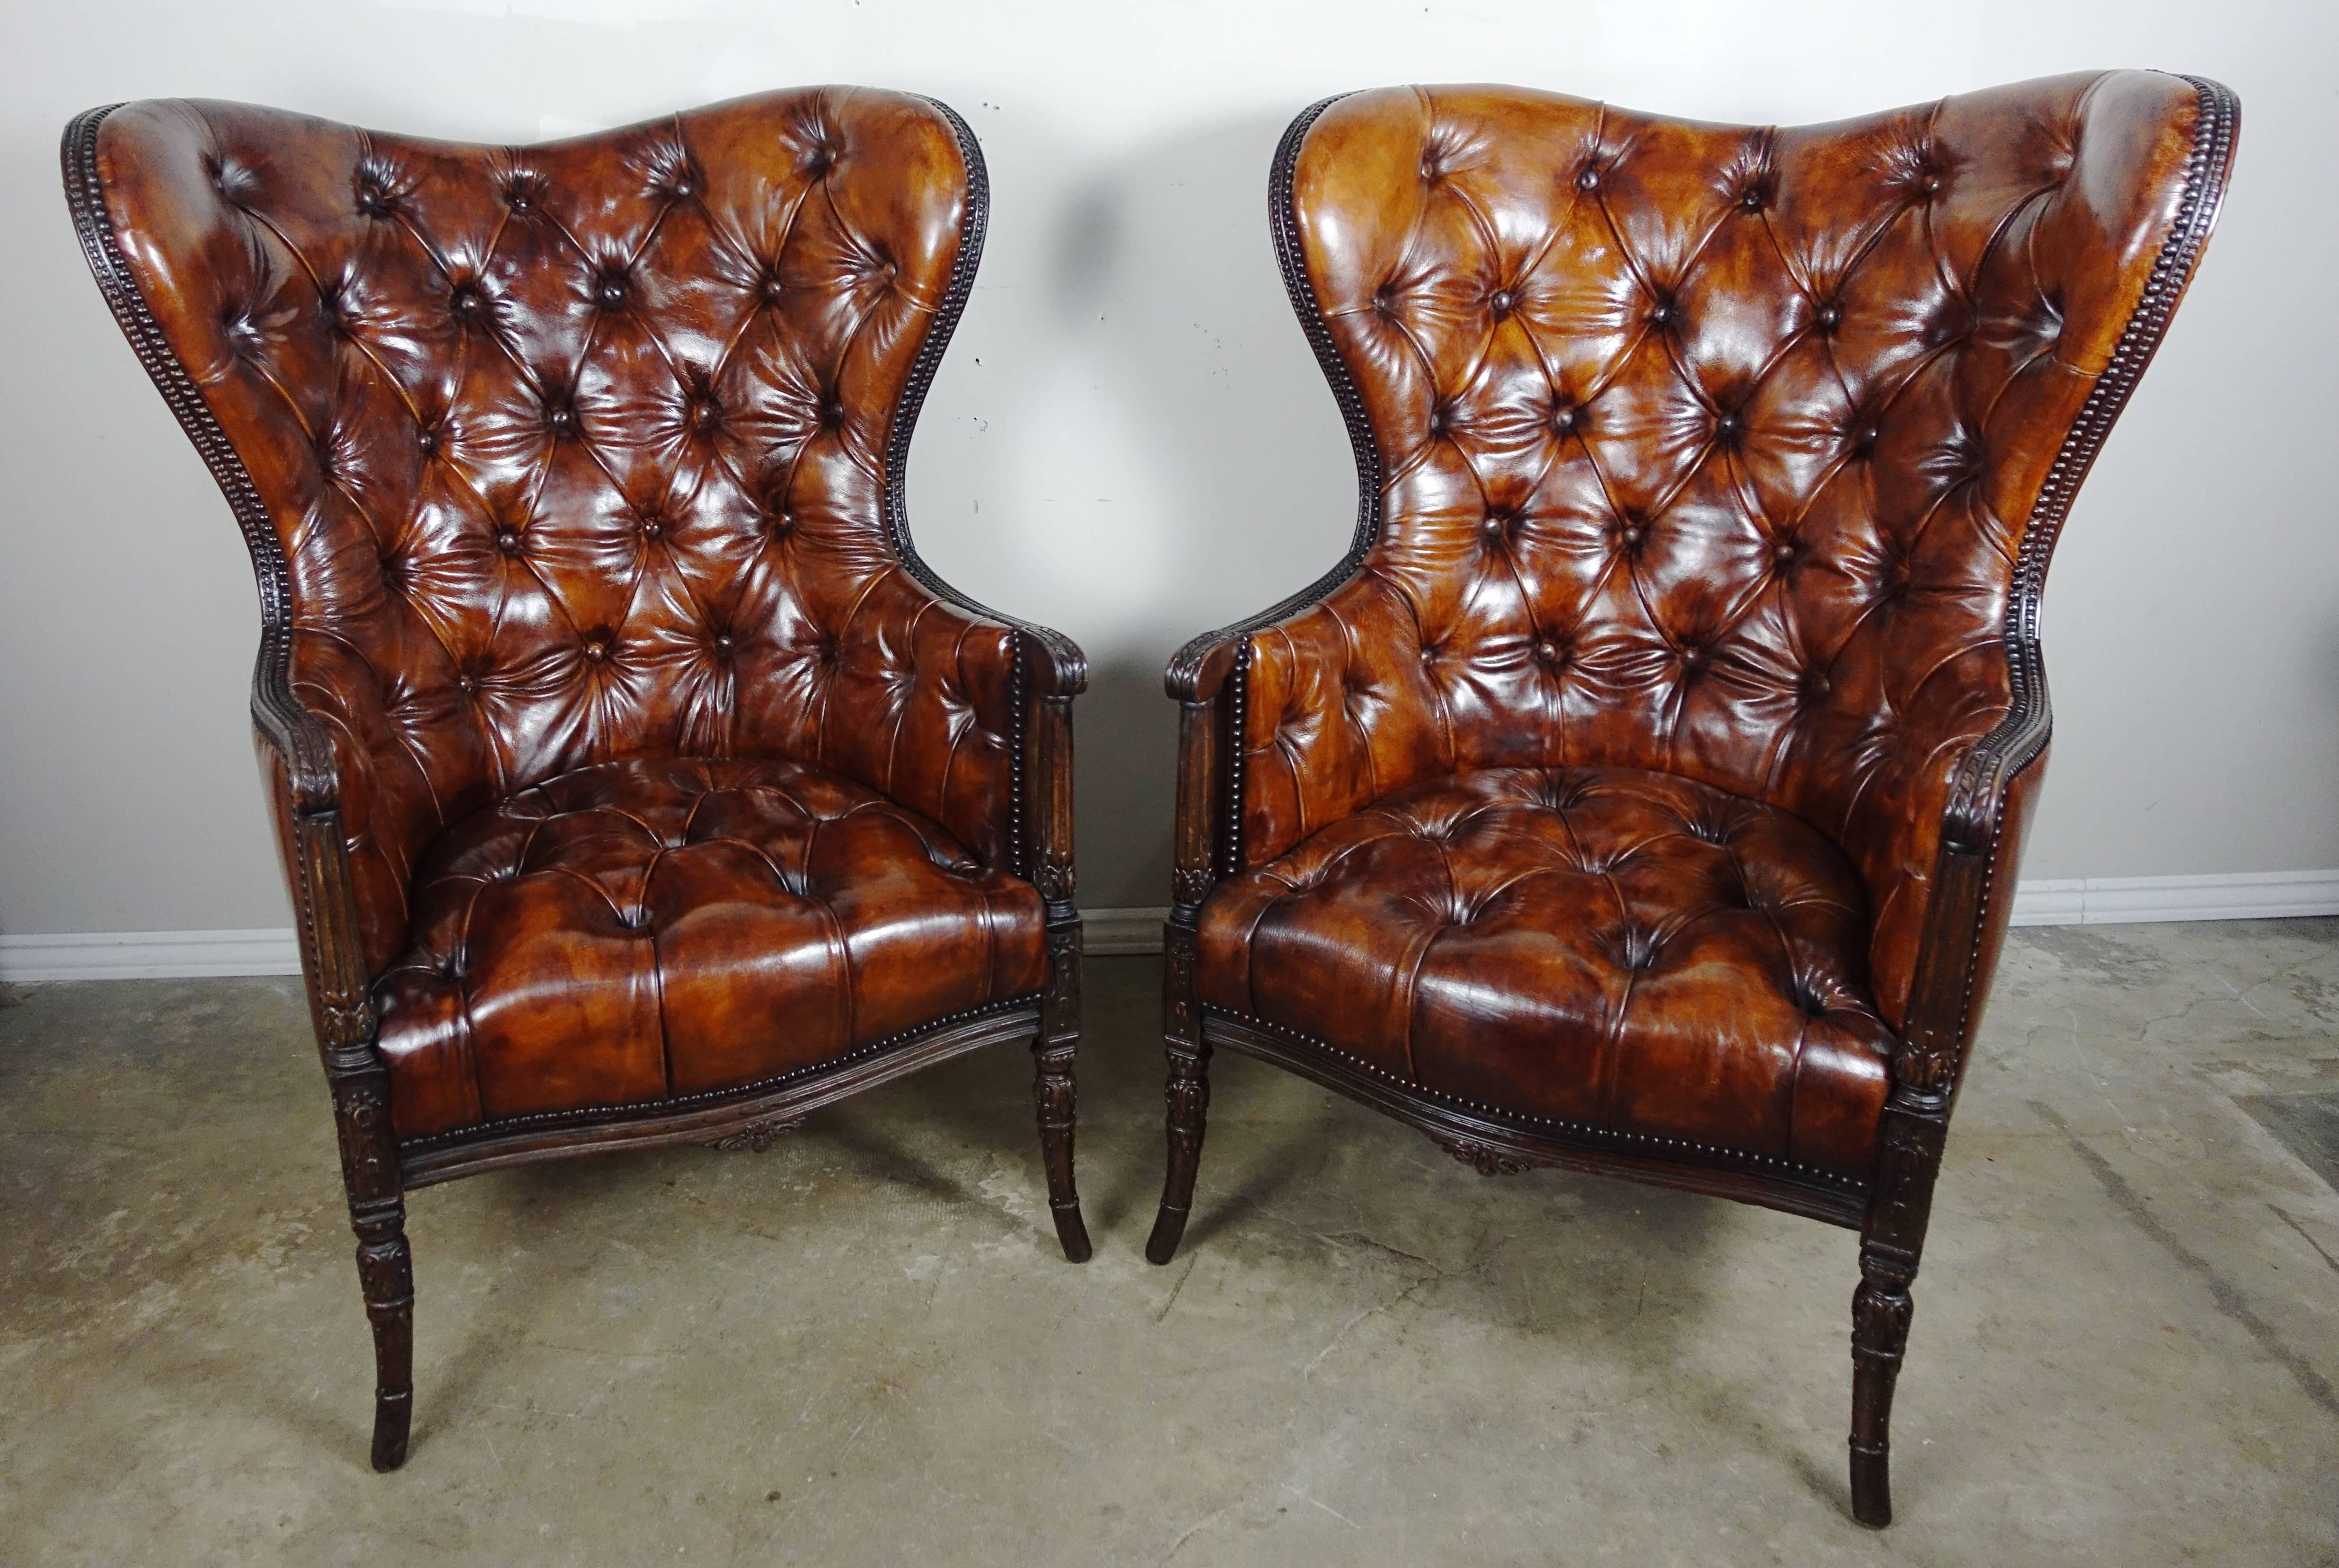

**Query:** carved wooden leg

left=1849, top=1090, right=1949, bottom=1526
left=1035, top=916, right=1091, bottom=1262
left=327, top=1060, right=415, bottom=1471
left=352, top=1195, right=415, bottom=1471
left=1849, top=1243, right=1915, bottom=1526
left=1146, top=916, right=1210, bottom=1265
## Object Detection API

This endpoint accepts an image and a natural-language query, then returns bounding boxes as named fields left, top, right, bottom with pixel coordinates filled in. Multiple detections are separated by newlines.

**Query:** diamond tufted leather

left=1208, top=72, right=2218, bottom=1040
left=376, top=756, right=1046, bottom=1140
left=76, top=88, right=1079, bottom=1124
left=1197, top=766, right=1893, bottom=1178
left=67, top=86, right=1095, bottom=1468
left=1150, top=73, right=2235, bottom=1525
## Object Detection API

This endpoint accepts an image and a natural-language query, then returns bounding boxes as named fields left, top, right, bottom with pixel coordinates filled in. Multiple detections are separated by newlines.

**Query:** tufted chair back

left=1245, top=73, right=2226, bottom=1025
left=73, top=89, right=1038, bottom=978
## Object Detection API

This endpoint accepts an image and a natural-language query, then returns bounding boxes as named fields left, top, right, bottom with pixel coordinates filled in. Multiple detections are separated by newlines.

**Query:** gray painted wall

left=3, top=0, right=2332, bottom=935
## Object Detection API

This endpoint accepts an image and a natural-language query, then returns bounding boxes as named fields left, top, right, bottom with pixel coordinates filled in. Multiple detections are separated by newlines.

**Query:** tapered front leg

left=352, top=1195, right=415, bottom=1471
left=1034, top=915, right=1092, bottom=1262
left=1146, top=915, right=1211, bottom=1265
left=1849, top=1243, right=1915, bottom=1525
left=1849, top=1091, right=1949, bottom=1526
left=328, top=1061, right=415, bottom=1471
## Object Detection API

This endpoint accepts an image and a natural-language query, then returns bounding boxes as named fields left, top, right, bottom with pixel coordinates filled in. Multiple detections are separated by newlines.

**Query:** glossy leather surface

left=93, top=90, right=1025, bottom=980
left=1233, top=73, right=2209, bottom=1039
left=377, top=757, right=1045, bottom=1139
left=83, top=89, right=1071, bottom=1139
left=1199, top=766, right=1893, bottom=1177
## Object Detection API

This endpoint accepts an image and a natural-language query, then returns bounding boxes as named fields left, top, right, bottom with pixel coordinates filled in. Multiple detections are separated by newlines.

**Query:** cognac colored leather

left=64, top=87, right=1091, bottom=1472
left=1150, top=73, right=2236, bottom=1526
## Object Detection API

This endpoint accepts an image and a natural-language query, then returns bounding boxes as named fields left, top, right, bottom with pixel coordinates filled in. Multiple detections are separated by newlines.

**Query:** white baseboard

left=0, top=927, right=302, bottom=983
left=4, top=872, right=2333, bottom=980
left=2007, top=871, right=2339, bottom=927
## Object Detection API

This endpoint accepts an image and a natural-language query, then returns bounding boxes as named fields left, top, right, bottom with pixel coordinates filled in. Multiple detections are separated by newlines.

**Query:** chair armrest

left=249, top=635, right=390, bottom=1069
left=1161, top=558, right=1370, bottom=911
left=1868, top=674, right=2052, bottom=1102
left=1177, top=561, right=1466, bottom=880
left=825, top=562, right=1085, bottom=896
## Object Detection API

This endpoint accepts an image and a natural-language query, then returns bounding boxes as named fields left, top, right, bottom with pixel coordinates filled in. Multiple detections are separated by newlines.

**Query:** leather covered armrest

left=822, top=562, right=1084, bottom=894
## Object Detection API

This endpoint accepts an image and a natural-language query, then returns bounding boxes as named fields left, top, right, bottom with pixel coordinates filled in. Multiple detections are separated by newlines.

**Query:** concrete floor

left=4, top=923, right=2337, bottom=1566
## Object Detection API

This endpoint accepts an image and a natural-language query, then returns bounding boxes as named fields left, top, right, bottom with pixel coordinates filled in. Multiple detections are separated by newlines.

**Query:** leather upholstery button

left=595, top=272, right=627, bottom=310
left=1552, top=404, right=1578, bottom=432
left=1488, top=289, right=1515, bottom=317
left=639, top=512, right=664, bottom=541
left=494, top=526, right=520, bottom=555
left=1576, top=165, right=1601, bottom=191
left=1815, top=301, right=1843, bottom=331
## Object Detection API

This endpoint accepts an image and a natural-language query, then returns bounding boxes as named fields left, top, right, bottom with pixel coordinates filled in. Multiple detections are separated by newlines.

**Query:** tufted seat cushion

left=1195, top=766, right=1897, bottom=1178
left=372, top=756, right=1047, bottom=1140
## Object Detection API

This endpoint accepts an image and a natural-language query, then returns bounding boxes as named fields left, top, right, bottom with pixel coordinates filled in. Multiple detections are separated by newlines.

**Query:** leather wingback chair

left=1147, top=72, right=2235, bottom=1524
left=64, top=88, right=1091, bottom=1471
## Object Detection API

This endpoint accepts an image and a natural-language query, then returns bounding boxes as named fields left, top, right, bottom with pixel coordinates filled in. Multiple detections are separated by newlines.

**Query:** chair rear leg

left=1034, top=916, right=1091, bottom=1262
left=1146, top=918, right=1211, bottom=1265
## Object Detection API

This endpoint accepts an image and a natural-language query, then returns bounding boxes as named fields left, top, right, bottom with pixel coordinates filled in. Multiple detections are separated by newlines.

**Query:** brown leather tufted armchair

left=1147, top=73, right=2235, bottom=1524
left=63, top=88, right=1091, bottom=1471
